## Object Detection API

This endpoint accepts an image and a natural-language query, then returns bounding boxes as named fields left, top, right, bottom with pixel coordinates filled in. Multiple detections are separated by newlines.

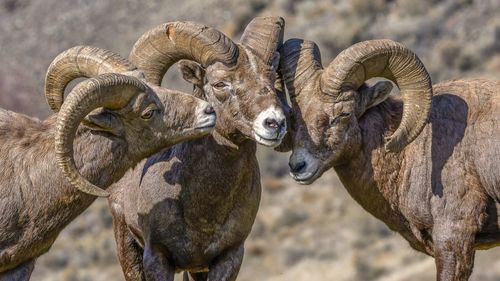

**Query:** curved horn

left=45, top=46, right=136, bottom=112
left=320, top=39, right=432, bottom=152
left=55, top=73, right=147, bottom=197
left=279, top=39, right=323, bottom=98
left=240, top=16, right=285, bottom=65
left=129, top=21, right=238, bottom=86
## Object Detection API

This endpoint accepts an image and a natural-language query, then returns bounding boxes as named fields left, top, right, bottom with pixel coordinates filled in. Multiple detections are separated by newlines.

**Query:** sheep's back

left=431, top=79, right=499, bottom=201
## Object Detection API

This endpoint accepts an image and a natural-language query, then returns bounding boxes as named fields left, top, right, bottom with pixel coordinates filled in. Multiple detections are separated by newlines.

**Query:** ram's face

left=286, top=79, right=395, bottom=184
left=84, top=86, right=216, bottom=159
left=179, top=47, right=287, bottom=147
left=287, top=86, right=362, bottom=184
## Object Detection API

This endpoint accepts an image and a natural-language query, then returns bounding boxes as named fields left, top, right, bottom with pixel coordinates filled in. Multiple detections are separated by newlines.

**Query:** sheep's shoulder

left=432, top=79, right=499, bottom=125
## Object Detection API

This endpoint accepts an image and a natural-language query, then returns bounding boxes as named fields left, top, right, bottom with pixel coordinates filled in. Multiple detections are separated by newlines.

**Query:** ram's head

left=44, top=34, right=250, bottom=196
left=279, top=39, right=432, bottom=184
left=130, top=18, right=288, bottom=147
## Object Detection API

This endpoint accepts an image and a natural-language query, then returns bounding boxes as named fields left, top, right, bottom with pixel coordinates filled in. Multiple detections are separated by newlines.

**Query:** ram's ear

left=178, top=60, right=205, bottom=88
left=358, top=81, right=393, bottom=114
left=82, top=108, right=124, bottom=136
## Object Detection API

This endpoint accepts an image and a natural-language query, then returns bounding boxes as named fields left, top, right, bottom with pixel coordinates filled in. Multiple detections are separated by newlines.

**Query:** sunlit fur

left=0, top=85, right=210, bottom=279
left=108, top=45, right=287, bottom=281
left=288, top=77, right=500, bottom=280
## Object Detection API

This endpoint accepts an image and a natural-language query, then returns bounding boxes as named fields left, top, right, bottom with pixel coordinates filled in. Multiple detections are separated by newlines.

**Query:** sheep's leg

left=113, top=226, right=146, bottom=281
left=143, top=242, right=175, bottom=281
left=432, top=222, right=476, bottom=281
left=110, top=203, right=146, bottom=281
left=206, top=245, right=244, bottom=281
left=0, top=260, right=35, bottom=281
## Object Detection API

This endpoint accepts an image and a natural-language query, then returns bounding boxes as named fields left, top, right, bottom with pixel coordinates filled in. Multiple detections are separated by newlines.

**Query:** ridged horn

left=55, top=73, right=147, bottom=197
left=129, top=21, right=238, bottom=86
left=279, top=39, right=323, bottom=98
left=240, top=16, right=285, bottom=65
left=320, top=39, right=432, bottom=152
left=45, top=46, right=136, bottom=112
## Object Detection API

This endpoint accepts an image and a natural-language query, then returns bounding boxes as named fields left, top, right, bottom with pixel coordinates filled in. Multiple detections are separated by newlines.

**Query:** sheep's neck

left=21, top=116, right=130, bottom=211
left=333, top=99, right=413, bottom=234
left=0, top=116, right=132, bottom=270
left=59, top=128, right=131, bottom=208
left=32, top=130, right=127, bottom=233
left=79, top=132, right=130, bottom=181
left=212, top=108, right=253, bottom=147
left=179, top=132, right=257, bottom=181
left=168, top=134, right=258, bottom=216
left=41, top=128, right=127, bottom=237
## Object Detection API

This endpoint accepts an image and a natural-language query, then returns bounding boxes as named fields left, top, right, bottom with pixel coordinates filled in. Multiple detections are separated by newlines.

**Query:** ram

left=0, top=40, right=225, bottom=280
left=280, top=39, right=499, bottom=281
left=108, top=17, right=287, bottom=281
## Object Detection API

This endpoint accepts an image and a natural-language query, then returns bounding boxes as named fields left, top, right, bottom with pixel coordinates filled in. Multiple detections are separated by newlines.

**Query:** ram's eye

left=212, top=82, right=226, bottom=89
left=141, top=105, right=158, bottom=120
left=338, top=112, right=351, bottom=118
left=141, top=110, right=154, bottom=120
left=329, top=112, right=351, bottom=126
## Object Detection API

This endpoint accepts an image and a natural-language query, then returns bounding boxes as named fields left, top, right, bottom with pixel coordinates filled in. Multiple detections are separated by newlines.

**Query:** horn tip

left=78, top=185, right=110, bottom=197
left=384, top=137, right=403, bottom=153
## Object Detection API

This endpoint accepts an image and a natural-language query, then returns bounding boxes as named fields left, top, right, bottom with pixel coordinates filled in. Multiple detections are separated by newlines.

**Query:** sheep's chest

left=142, top=176, right=260, bottom=271
left=149, top=193, right=258, bottom=270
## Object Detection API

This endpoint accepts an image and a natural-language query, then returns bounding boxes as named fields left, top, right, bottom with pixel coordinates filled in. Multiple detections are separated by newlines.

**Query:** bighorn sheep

left=279, top=38, right=500, bottom=281
left=108, top=17, right=286, bottom=281
left=0, top=38, right=234, bottom=280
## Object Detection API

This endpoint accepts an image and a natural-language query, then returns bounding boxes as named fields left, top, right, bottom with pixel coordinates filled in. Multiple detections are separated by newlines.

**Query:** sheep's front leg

left=112, top=222, right=146, bottom=281
left=0, top=260, right=35, bottom=281
left=433, top=221, right=476, bottom=281
left=110, top=200, right=146, bottom=281
left=207, top=245, right=244, bottom=281
left=143, top=243, right=175, bottom=281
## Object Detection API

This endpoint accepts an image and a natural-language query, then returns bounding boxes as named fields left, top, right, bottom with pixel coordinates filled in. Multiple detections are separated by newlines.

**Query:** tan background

left=0, top=0, right=499, bottom=280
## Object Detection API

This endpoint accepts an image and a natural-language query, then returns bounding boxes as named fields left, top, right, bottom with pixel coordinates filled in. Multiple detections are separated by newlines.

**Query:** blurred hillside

left=0, top=0, right=499, bottom=280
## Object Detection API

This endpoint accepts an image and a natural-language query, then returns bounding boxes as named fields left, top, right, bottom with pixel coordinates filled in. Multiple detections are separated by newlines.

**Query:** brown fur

left=108, top=43, right=286, bottom=281
left=287, top=78, right=500, bottom=281
left=0, top=84, right=210, bottom=280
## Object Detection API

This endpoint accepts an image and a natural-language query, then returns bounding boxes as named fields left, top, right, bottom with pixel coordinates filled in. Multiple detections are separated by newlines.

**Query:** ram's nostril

left=204, top=105, right=215, bottom=115
left=289, top=161, right=307, bottom=174
left=264, top=118, right=279, bottom=129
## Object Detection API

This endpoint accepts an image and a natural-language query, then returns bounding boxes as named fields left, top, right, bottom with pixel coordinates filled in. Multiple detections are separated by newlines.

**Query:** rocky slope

left=0, top=0, right=498, bottom=280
